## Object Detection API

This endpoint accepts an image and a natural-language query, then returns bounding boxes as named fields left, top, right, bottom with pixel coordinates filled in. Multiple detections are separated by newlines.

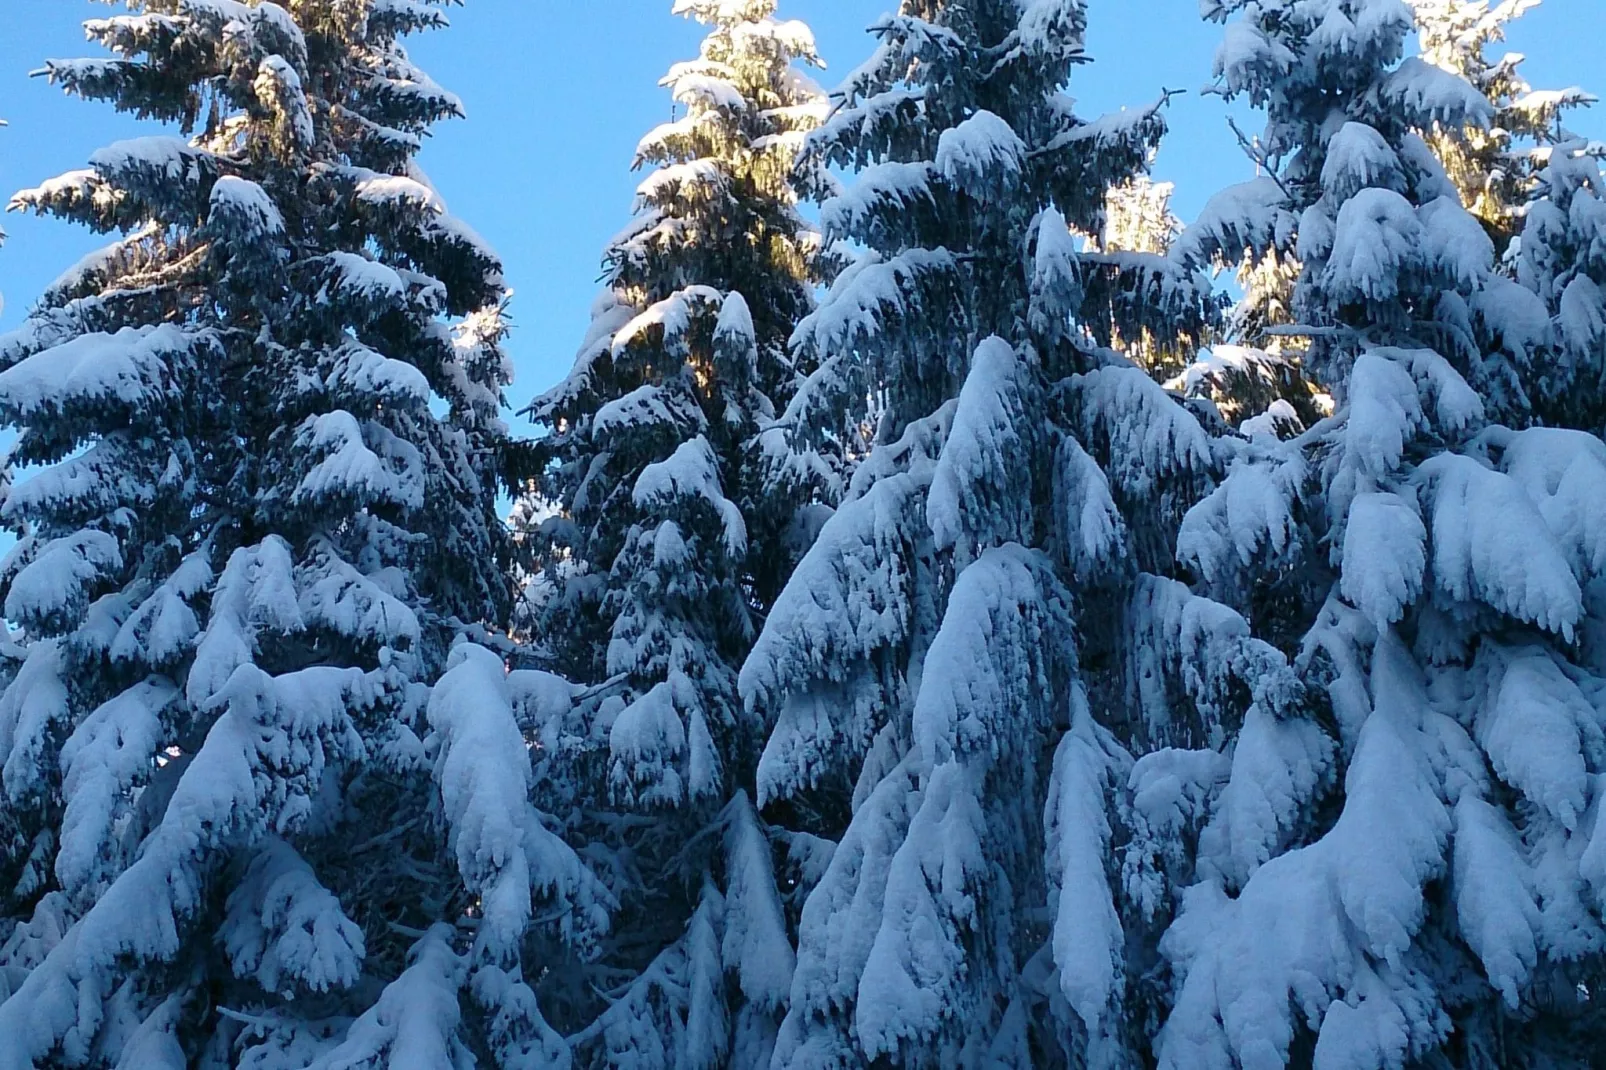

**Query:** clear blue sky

left=1, top=0, right=1602, bottom=427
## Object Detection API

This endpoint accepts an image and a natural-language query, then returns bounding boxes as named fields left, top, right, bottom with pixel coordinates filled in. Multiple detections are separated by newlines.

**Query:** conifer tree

left=739, top=2, right=1223, bottom=1064
left=1414, top=0, right=1591, bottom=249
left=1510, top=138, right=1606, bottom=430
left=1097, top=175, right=1211, bottom=378
left=1147, top=0, right=1606, bottom=1065
left=513, top=2, right=830, bottom=1063
left=0, top=4, right=602, bottom=1066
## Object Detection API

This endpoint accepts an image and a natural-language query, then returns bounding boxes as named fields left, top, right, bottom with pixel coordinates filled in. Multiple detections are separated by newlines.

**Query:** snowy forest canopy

left=1, top=1, right=1605, bottom=1068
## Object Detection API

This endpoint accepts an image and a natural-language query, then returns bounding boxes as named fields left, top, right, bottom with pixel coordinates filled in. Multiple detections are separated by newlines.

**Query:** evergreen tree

left=0, top=3, right=601, bottom=1066
left=1514, top=140, right=1606, bottom=429
left=739, top=1, right=1224, bottom=1064
left=513, top=2, right=830, bottom=1062
left=1414, top=0, right=1591, bottom=249
left=1096, top=175, right=1215, bottom=378
left=1148, top=0, right=1606, bottom=1065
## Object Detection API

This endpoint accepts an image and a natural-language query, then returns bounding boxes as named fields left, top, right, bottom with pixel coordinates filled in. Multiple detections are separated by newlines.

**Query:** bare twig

left=1227, top=115, right=1294, bottom=200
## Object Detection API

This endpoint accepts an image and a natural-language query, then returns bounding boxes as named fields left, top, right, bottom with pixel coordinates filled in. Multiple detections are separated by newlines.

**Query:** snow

left=911, top=545, right=1055, bottom=768
left=0, top=641, right=70, bottom=806
left=927, top=337, right=1032, bottom=557
left=1496, top=427, right=1606, bottom=578
left=934, top=110, right=1025, bottom=202
left=0, top=664, right=367, bottom=1067
left=327, top=340, right=430, bottom=406
left=292, top=410, right=425, bottom=511
left=1126, top=574, right=1303, bottom=742
left=88, top=135, right=215, bottom=183
left=4, top=530, right=123, bottom=633
left=1173, top=178, right=1296, bottom=270
left=350, top=167, right=447, bottom=215
left=1377, top=55, right=1495, bottom=129
left=1030, top=208, right=1083, bottom=338
left=1072, top=362, right=1214, bottom=495
left=594, top=383, right=706, bottom=441
left=819, top=161, right=937, bottom=243
left=1420, top=452, right=1582, bottom=637
left=55, top=679, right=178, bottom=895
left=299, top=548, right=421, bottom=653
left=665, top=67, right=746, bottom=113
left=1417, top=195, right=1495, bottom=289
left=188, top=538, right=304, bottom=709
left=1342, top=349, right=1425, bottom=482
left=318, top=250, right=408, bottom=305
left=772, top=753, right=920, bottom=1059
left=608, top=678, right=689, bottom=808
left=743, top=472, right=928, bottom=804
left=1124, top=747, right=1230, bottom=921
left=1475, top=645, right=1593, bottom=831
left=114, top=998, right=185, bottom=1070
left=1201, top=703, right=1334, bottom=889
left=1046, top=689, right=1125, bottom=1030
left=1451, top=796, right=1540, bottom=1009
left=789, top=248, right=958, bottom=365
left=1323, top=188, right=1424, bottom=305
left=713, top=288, right=755, bottom=354
left=1158, top=637, right=1454, bottom=1070
left=611, top=284, right=723, bottom=357
left=1340, top=491, right=1427, bottom=630
left=111, top=552, right=210, bottom=666
left=1559, top=274, right=1606, bottom=358
left=1392, top=346, right=1485, bottom=433
left=721, top=793, right=795, bottom=1010
left=1212, top=22, right=1295, bottom=97
left=855, top=760, right=988, bottom=1057
left=1239, top=399, right=1302, bottom=439
left=255, top=55, right=315, bottom=150
left=1320, top=122, right=1405, bottom=201
left=1055, top=434, right=1127, bottom=580
left=633, top=436, right=747, bottom=558
left=0, top=324, right=192, bottom=423
left=222, top=838, right=366, bottom=995
left=428, top=643, right=536, bottom=958
left=44, top=223, right=159, bottom=300
left=1178, top=451, right=1302, bottom=579
left=1016, top=0, right=1088, bottom=59
left=635, top=159, right=729, bottom=210
left=307, top=926, right=471, bottom=1070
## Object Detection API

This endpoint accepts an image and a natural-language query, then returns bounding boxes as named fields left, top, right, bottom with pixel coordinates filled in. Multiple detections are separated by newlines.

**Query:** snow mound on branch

left=1320, top=121, right=1404, bottom=201
left=0, top=324, right=192, bottom=423
left=4, top=530, right=122, bottom=632
left=1323, top=188, right=1423, bottom=305
left=936, top=110, right=1025, bottom=202
left=1341, top=491, right=1427, bottom=630
left=1421, top=452, right=1582, bottom=637
left=633, top=436, right=747, bottom=558
left=55, top=678, right=178, bottom=895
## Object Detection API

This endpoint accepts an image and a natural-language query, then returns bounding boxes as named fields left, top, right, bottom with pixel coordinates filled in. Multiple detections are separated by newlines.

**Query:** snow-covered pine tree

left=0, top=3, right=602, bottom=1066
left=513, top=1, right=829, bottom=1063
left=1167, top=118, right=1325, bottom=440
left=1148, top=0, right=1606, bottom=1065
left=1105, top=174, right=1183, bottom=258
left=1096, top=174, right=1213, bottom=378
left=1414, top=0, right=1592, bottom=249
left=738, top=1, right=1231, bottom=1064
left=1514, top=140, right=1606, bottom=430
